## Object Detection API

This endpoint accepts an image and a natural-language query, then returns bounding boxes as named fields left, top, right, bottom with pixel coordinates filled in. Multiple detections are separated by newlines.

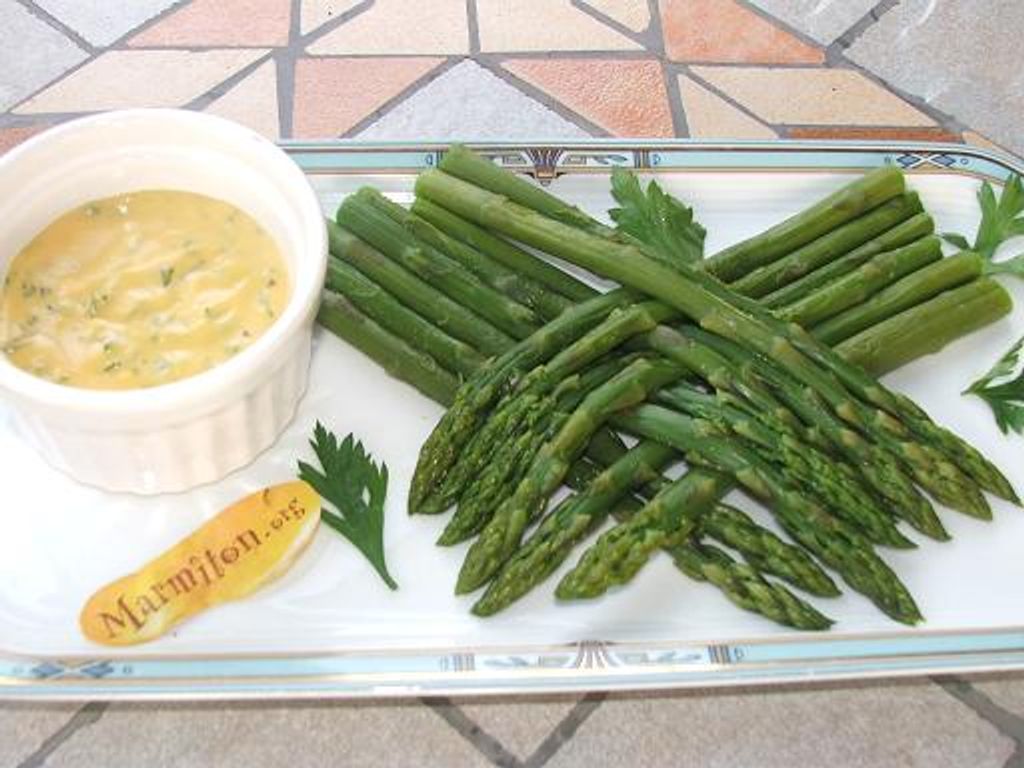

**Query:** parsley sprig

left=965, top=336, right=1024, bottom=436
left=944, top=174, right=1024, bottom=277
left=298, top=422, right=397, bottom=589
left=608, top=167, right=706, bottom=268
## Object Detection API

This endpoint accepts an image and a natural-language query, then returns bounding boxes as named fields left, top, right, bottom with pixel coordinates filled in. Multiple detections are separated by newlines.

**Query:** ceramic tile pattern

left=2, top=1, right=1024, bottom=766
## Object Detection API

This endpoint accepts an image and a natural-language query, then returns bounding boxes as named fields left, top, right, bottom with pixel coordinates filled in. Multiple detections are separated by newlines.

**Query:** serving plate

left=3, top=139, right=1024, bottom=700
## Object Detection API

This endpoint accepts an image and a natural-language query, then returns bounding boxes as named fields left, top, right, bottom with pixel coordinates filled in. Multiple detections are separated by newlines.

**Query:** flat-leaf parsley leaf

left=298, top=422, right=397, bottom=589
left=608, top=167, right=706, bottom=268
left=964, top=336, right=1024, bottom=435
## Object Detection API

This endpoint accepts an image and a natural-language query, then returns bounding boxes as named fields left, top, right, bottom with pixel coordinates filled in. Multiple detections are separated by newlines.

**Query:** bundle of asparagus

left=318, top=146, right=1015, bottom=631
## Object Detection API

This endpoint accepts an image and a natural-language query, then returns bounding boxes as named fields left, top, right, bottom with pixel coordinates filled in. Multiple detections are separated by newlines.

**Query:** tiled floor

left=3, top=1, right=1024, bottom=766
left=0, top=0, right=1021, bottom=153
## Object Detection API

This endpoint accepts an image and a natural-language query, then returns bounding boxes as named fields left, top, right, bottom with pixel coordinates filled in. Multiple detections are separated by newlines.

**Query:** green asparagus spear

left=683, top=326, right=948, bottom=539
left=657, top=384, right=915, bottom=549
left=411, top=196, right=598, bottom=302
left=331, top=216, right=513, bottom=356
left=438, top=356, right=631, bottom=539
left=699, top=505, right=839, bottom=597
left=423, top=301, right=675, bottom=514
left=778, top=236, right=943, bottom=328
left=762, top=212, right=935, bottom=309
left=704, top=167, right=907, bottom=281
left=471, top=440, right=676, bottom=615
left=813, top=251, right=984, bottom=345
left=326, top=231, right=484, bottom=378
left=416, top=168, right=1002, bottom=510
left=837, top=278, right=1013, bottom=376
left=358, top=185, right=574, bottom=320
left=670, top=541, right=833, bottom=630
left=407, top=288, right=632, bottom=513
left=457, top=358, right=687, bottom=593
left=339, top=193, right=542, bottom=339
left=317, top=292, right=459, bottom=407
left=729, top=192, right=923, bottom=298
left=555, top=470, right=730, bottom=599
left=612, top=404, right=921, bottom=623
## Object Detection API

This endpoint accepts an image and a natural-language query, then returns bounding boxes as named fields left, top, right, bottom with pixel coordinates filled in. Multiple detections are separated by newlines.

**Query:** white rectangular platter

left=3, top=140, right=1024, bottom=699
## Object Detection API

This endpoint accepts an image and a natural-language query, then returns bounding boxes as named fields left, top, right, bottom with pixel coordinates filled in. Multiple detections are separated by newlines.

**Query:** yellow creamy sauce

left=0, top=190, right=289, bottom=389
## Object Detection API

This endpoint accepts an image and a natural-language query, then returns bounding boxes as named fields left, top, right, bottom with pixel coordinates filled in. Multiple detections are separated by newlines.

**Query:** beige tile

left=307, top=0, right=468, bottom=55
left=47, top=700, right=490, bottom=768
left=14, top=49, right=268, bottom=114
left=292, top=56, right=444, bottom=138
left=963, top=130, right=1019, bottom=159
left=0, top=702, right=82, bottom=766
left=478, top=0, right=642, bottom=52
left=581, top=0, right=650, bottom=32
left=548, top=682, right=1014, bottom=768
left=678, top=74, right=776, bottom=139
left=503, top=58, right=674, bottom=137
left=690, top=66, right=936, bottom=127
left=127, top=0, right=291, bottom=47
left=456, top=695, right=581, bottom=760
left=205, top=59, right=280, bottom=139
left=300, top=0, right=364, bottom=35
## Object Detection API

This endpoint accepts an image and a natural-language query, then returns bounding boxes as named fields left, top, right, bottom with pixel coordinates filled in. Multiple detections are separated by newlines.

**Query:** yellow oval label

left=80, top=481, right=321, bottom=646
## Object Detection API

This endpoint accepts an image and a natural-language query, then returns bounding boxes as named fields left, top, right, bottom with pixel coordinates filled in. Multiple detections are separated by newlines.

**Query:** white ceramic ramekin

left=0, top=110, right=327, bottom=494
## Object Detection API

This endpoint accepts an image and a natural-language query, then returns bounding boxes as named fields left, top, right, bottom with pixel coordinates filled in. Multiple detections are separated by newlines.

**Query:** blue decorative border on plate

left=4, top=139, right=1023, bottom=701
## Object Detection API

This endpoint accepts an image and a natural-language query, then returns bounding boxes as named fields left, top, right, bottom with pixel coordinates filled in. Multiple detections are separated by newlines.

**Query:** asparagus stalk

left=778, top=235, right=943, bottom=328
left=357, top=186, right=575, bottom=321
left=656, top=384, right=914, bottom=549
left=813, top=251, right=983, bottom=345
left=412, top=196, right=598, bottom=302
left=699, top=505, right=839, bottom=597
left=438, top=144, right=612, bottom=237
left=611, top=404, right=922, bottom=624
left=837, top=278, right=1013, bottom=376
left=554, top=469, right=732, bottom=600
left=438, top=355, right=631, bottom=539
left=326, top=230, right=484, bottom=378
left=419, top=299, right=673, bottom=514
left=317, top=292, right=459, bottom=407
left=703, top=167, right=907, bottom=281
left=471, top=440, right=677, bottom=615
left=456, top=357, right=687, bottom=593
left=415, top=169, right=1001, bottom=510
left=331, top=215, right=514, bottom=356
left=407, top=288, right=633, bottom=513
left=729, top=192, right=923, bottom=298
left=338, top=193, right=542, bottom=339
left=669, top=541, right=834, bottom=630
left=761, top=212, right=935, bottom=309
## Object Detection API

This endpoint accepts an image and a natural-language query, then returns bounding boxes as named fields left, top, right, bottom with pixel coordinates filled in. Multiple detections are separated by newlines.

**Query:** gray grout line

left=339, top=56, right=461, bottom=139
left=277, top=0, right=304, bottom=140
left=731, top=0, right=831, bottom=53
left=826, top=0, right=901, bottom=56
left=466, top=0, right=481, bottom=55
left=472, top=56, right=609, bottom=138
left=677, top=64, right=774, bottom=129
left=297, top=0, right=374, bottom=48
left=644, top=0, right=687, bottom=137
left=523, top=693, right=606, bottom=768
left=14, top=0, right=96, bottom=53
left=15, top=702, right=109, bottom=768
left=3, top=0, right=190, bottom=114
left=182, top=50, right=276, bottom=112
left=934, top=676, right=1024, bottom=768
left=423, top=697, right=523, bottom=768
left=571, top=0, right=651, bottom=47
